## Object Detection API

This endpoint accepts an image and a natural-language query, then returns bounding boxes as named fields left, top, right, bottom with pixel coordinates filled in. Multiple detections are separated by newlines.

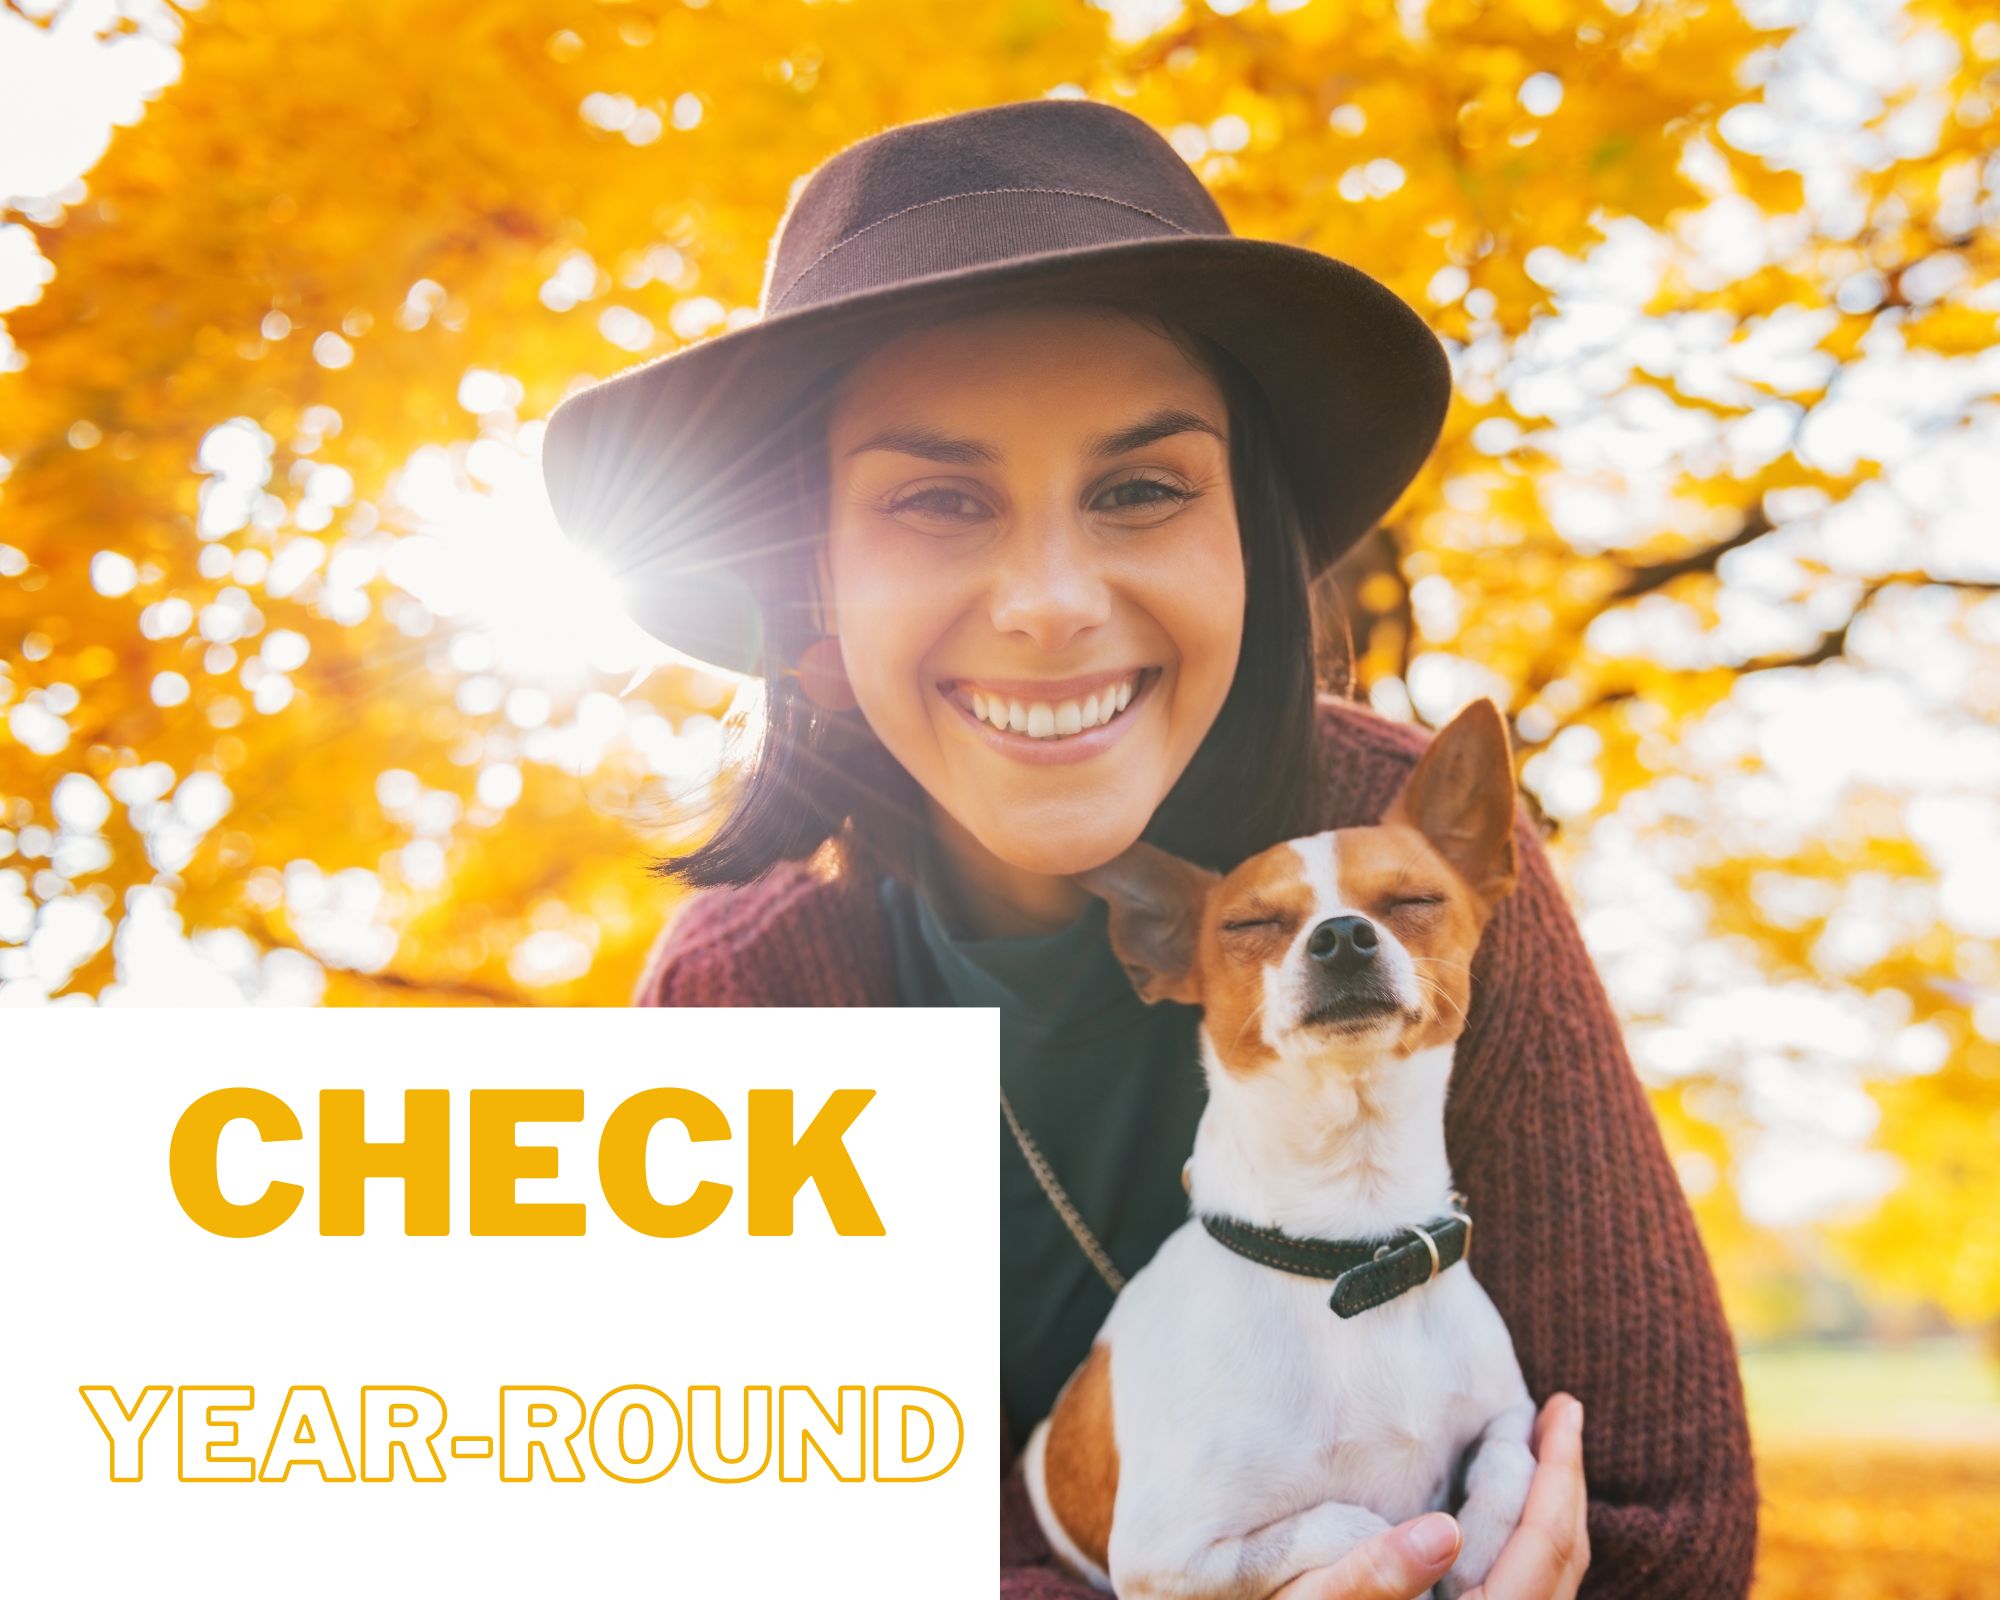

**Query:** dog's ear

left=1074, top=841, right=1218, bottom=1007
left=1383, top=698, right=1519, bottom=907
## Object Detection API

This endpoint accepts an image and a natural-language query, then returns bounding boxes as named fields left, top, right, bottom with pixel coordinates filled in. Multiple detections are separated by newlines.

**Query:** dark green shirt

left=879, top=849, right=1209, bottom=1443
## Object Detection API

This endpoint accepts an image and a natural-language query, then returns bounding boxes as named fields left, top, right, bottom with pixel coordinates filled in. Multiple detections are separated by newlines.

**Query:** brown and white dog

left=1021, top=698, right=1535, bottom=1600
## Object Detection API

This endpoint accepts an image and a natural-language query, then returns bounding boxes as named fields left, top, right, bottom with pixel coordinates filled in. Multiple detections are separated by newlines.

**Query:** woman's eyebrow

left=1088, top=406, right=1226, bottom=460
left=842, top=423, right=1001, bottom=465
left=841, top=405, right=1225, bottom=465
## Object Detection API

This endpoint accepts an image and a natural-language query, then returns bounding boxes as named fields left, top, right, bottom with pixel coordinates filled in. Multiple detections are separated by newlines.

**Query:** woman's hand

left=1452, top=1394, right=1589, bottom=1600
left=1266, top=1509, right=1462, bottom=1600
left=1269, top=1393, right=1590, bottom=1600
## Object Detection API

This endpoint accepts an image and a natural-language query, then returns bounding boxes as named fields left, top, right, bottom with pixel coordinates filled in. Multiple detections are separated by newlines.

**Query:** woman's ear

left=792, top=537, right=862, bottom=710
left=1074, top=842, right=1218, bottom=1007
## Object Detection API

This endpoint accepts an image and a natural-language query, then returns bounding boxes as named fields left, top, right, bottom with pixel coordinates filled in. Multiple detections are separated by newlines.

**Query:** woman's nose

left=986, top=521, right=1112, bottom=652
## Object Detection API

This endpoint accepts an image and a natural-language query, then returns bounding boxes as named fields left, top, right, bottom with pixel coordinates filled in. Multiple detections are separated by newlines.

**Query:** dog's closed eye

left=1383, top=895, right=1446, bottom=916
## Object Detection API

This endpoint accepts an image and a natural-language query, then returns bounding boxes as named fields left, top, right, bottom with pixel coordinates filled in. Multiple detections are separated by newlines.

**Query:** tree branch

left=1602, top=504, right=1776, bottom=605
left=1548, top=573, right=2000, bottom=736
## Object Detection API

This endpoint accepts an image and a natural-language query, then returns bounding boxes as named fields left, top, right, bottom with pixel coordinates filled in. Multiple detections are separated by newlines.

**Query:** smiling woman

left=765, top=301, right=1314, bottom=936
left=540, top=97, right=1756, bottom=1600
left=648, top=296, right=1322, bottom=928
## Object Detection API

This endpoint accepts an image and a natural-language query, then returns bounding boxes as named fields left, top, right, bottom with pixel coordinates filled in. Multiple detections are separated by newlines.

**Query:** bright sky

left=2, top=0, right=1996, bottom=1238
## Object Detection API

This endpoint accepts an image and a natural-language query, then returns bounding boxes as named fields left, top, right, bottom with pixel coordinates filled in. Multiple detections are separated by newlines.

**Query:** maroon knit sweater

left=636, top=694, right=1759, bottom=1598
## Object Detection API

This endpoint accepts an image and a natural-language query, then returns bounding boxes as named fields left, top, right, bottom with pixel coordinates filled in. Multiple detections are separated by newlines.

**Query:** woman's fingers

left=1525, top=1394, right=1584, bottom=1519
left=1269, top=1393, right=1588, bottom=1600
left=1461, top=1393, right=1590, bottom=1600
left=1269, top=1512, right=1461, bottom=1600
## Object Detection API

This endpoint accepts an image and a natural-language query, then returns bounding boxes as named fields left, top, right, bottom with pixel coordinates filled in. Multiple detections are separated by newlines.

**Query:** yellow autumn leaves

left=2, top=0, right=1996, bottom=1341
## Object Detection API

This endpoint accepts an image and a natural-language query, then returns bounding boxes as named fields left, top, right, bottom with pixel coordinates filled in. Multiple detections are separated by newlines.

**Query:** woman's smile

left=936, top=665, right=1162, bottom=764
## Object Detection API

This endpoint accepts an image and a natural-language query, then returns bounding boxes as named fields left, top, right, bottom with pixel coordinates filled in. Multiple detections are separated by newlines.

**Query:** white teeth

left=958, top=672, right=1145, bottom=739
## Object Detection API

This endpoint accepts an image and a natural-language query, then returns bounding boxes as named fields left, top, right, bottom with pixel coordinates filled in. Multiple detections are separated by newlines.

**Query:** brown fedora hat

left=540, top=96, right=1451, bottom=675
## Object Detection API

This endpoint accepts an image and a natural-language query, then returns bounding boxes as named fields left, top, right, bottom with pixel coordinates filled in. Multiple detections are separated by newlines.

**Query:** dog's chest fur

left=1100, top=1213, right=1516, bottom=1537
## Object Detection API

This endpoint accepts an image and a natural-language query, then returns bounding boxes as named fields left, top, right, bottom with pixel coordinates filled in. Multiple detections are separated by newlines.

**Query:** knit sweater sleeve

left=1445, top=809, right=1760, bottom=1598
left=629, top=857, right=899, bottom=1007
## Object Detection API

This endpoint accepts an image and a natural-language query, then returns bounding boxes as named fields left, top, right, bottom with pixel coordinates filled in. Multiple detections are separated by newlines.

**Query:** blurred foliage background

left=2, top=0, right=1996, bottom=1588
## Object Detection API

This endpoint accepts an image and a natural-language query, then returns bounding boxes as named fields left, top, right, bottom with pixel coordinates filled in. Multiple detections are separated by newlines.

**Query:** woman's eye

left=1095, top=476, right=1190, bottom=513
left=886, top=486, right=984, bottom=521
left=885, top=476, right=1190, bottom=523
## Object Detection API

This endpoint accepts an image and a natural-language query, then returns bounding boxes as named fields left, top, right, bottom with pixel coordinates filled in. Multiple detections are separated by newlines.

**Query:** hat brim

left=541, top=232, right=1451, bottom=675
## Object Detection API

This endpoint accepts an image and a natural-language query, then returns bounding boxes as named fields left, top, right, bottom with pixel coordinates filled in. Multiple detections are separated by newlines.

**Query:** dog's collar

left=1196, top=1192, right=1473, bottom=1318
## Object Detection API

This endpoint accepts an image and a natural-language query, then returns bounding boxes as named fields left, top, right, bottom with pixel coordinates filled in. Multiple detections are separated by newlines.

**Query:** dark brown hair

left=652, top=295, right=1326, bottom=887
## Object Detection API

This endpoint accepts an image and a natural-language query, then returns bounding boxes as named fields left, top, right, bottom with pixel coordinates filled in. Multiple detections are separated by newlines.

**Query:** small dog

left=1021, top=698, right=1536, bottom=1600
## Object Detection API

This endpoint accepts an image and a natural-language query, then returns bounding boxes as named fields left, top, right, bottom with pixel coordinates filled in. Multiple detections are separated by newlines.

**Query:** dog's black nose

left=1307, top=915, right=1377, bottom=969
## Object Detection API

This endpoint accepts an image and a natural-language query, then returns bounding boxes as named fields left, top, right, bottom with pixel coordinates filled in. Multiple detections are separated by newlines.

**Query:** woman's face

left=822, top=302, right=1245, bottom=883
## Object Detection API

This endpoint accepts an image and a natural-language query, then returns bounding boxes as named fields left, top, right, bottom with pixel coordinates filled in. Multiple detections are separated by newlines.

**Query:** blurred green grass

left=1742, top=1335, right=2000, bottom=1444
left=1743, top=1338, right=2000, bottom=1599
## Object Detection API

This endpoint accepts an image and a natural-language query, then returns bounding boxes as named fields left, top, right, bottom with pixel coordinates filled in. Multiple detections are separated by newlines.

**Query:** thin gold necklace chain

left=999, top=1087, right=1126, bottom=1296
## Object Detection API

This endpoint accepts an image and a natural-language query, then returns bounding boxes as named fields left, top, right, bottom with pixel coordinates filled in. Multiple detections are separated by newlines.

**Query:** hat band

left=767, top=185, right=1222, bottom=315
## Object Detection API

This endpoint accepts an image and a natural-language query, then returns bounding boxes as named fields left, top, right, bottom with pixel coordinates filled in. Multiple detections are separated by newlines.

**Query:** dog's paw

left=1435, top=1505, right=1513, bottom=1599
left=1436, top=1564, right=1488, bottom=1600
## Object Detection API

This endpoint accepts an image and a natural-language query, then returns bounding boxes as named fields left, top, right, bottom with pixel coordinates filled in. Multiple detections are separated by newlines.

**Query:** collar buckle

left=1408, top=1221, right=1442, bottom=1283
left=1447, top=1188, right=1473, bottom=1261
